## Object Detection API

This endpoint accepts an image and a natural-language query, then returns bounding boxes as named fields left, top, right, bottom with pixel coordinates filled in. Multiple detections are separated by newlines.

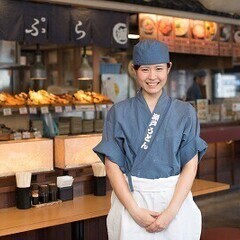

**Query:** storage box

left=0, top=138, right=53, bottom=177
left=58, top=186, right=73, bottom=201
left=54, top=134, right=101, bottom=169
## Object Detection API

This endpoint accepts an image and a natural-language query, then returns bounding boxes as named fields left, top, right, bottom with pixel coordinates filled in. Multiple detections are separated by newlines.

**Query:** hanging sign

left=111, top=11, right=129, bottom=48
left=70, top=8, right=91, bottom=46
left=0, top=0, right=23, bottom=41
left=49, top=4, right=70, bottom=44
left=92, top=10, right=112, bottom=48
left=0, top=0, right=129, bottom=48
left=23, top=2, right=49, bottom=43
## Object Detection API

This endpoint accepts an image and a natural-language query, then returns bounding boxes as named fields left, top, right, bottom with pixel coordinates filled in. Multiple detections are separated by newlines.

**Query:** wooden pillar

left=231, top=141, right=235, bottom=185
left=73, top=47, right=82, bottom=88
left=214, top=143, right=218, bottom=182
left=92, top=45, right=101, bottom=93
left=57, top=49, right=64, bottom=86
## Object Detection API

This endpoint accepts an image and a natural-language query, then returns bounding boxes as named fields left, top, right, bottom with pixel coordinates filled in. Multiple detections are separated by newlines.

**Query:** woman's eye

left=141, top=68, right=149, bottom=72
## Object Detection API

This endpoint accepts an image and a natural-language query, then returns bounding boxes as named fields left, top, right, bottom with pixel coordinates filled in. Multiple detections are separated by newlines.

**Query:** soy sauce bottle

left=39, top=184, right=49, bottom=203
left=31, top=184, right=39, bottom=205
left=49, top=183, right=58, bottom=202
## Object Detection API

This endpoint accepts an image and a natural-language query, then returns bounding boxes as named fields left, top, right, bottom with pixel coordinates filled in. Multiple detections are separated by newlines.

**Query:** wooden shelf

left=0, top=179, right=230, bottom=237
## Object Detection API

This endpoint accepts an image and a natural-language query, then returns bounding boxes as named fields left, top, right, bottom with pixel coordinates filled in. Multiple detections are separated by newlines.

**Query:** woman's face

left=135, top=63, right=172, bottom=98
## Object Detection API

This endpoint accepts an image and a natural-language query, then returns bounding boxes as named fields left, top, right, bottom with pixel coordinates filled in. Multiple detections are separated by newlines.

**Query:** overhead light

left=128, top=34, right=140, bottom=39
left=78, top=46, right=93, bottom=81
left=198, top=0, right=240, bottom=15
left=30, top=44, right=47, bottom=80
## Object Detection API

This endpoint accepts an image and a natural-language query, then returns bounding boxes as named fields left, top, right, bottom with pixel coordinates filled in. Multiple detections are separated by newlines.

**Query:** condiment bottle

left=31, top=183, right=39, bottom=205
left=48, top=183, right=58, bottom=202
left=39, top=184, right=49, bottom=203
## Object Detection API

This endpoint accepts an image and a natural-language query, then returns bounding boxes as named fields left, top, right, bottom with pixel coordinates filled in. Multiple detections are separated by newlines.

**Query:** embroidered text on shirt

left=141, top=113, right=160, bottom=150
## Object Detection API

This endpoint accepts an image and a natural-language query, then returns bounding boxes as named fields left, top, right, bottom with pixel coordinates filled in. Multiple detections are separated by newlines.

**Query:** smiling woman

left=93, top=39, right=207, bottom=240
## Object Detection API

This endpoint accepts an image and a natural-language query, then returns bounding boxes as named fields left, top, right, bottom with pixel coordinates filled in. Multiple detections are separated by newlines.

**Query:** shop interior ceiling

left=102, top=0, right=240, bottom=18
left=34, top=0, right=240, bottom=19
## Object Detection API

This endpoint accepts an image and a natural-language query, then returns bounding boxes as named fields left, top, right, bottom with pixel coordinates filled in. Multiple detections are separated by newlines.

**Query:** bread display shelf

left=0, top=90, right=113, bottom=107
left=0, top=138, right=54, bottom=177
left=55, top=134, right=102, bottom=169
left=0, top=103, right=112, bottom=111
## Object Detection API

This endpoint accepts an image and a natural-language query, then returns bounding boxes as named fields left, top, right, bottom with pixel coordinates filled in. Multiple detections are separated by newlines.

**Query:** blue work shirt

left=93, top=89, right=207, bottom=185
left=186, top=82, right=202, bottom=101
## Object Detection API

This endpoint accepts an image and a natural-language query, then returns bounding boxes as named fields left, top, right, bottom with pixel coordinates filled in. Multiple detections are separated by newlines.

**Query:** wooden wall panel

left=199, top=158, right=215, bottom=177
left=84, top=216, right=108, bottom=240
left=0, top=224, right=71, bottom=240
left=203, top=143, right=215, bottom=159
left=234, top=156, right=240, bottom=185
left=217, top=142, right=233, bottom=158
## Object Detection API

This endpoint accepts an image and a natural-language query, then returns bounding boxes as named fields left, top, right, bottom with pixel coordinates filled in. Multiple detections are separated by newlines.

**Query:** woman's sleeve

left=93, top=106, right=125, bottom=167
left=179, top=104, right=208, bottom=166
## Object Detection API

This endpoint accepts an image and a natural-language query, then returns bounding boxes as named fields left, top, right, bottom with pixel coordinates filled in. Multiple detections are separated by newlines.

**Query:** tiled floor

left=195, top=188, right=240, bottom=229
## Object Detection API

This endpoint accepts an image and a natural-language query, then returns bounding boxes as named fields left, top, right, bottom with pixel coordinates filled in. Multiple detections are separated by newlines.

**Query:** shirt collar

left=136, top=88, right=169, bottom=115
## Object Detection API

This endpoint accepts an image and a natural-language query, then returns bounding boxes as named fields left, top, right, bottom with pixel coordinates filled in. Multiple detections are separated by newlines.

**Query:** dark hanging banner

left=0, top=0, right=129, bottom=48
left=91, top=10, right=112, bottom=48
left=110, top=11, right=129, bottom=48
left=49, top=4, right=70, bottom=44
left=23, top=2, right=50, bottom=44
left=0, top=0, right=24, bottom=41
left=70, top=8, right=91, bottom=46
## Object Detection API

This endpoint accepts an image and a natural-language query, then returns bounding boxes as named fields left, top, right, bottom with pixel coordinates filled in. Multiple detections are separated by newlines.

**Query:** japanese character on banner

left=75, top=20, right=86, bottom=40
left=113, top=23, right=128, bottom=45
left=25, top=17, right=47, bottom=37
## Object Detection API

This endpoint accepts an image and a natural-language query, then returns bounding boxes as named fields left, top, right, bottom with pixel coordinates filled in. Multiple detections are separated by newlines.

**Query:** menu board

left=232, top=25, right=240, bottom=57
left=190, top=20, right=207, bottom=55
left=138, top=13, right=239, bottom=58
left=204, top=21, right=218, bottom=56
left=139, top=14, right=157, bottom=40
left=173, top=18, right=190, bottom=53
left=156, top=16, right=174, bottom=52
left=219, top=24, right=232, bottom=56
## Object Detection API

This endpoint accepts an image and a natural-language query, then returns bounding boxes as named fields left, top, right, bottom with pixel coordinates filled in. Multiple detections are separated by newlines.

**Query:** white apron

left=107, top=175, right=202, bottom=240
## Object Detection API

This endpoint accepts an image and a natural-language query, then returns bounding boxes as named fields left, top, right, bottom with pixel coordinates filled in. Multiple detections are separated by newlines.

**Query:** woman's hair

left=133, top=63, right=171, bottom=71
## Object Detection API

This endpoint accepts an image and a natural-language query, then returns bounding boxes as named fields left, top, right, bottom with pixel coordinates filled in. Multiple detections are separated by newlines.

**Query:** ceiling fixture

left=30, top=44, right=47, bottom=80
left=198, top=0, right=240, bottom=15
left=128, top=33, right=140, bottom=39
left=78, top=46, right=93, bottom=81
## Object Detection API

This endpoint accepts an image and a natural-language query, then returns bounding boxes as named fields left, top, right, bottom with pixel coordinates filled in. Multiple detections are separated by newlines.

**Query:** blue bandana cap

left=195, top=69, right=207, bottom=78
left=133, top=39, right=170, bottom=65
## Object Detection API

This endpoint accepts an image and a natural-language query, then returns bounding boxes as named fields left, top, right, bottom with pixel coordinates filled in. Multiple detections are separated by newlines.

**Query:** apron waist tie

left=126, top=172, right=134, bottom=192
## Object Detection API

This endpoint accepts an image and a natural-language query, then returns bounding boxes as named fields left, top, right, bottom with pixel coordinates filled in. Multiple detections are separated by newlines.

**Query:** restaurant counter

left=199, top=121, right=240, bottom=185
left=0, top=179, right=230, bottom=240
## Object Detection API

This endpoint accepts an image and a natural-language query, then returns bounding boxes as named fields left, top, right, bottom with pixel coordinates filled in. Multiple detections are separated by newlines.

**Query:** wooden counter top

left=0, top=179, right=230, bottom=237
left=192, top=179, right=230, bottom=197
left=200, top=125, right=240, bottom=143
